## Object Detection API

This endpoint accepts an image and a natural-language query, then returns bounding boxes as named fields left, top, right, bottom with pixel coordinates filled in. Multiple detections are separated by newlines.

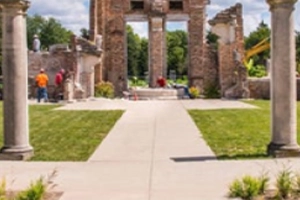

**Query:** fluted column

left=266, top=0, right=300, bottom=157
left=0, top=0, right=33, bottom=160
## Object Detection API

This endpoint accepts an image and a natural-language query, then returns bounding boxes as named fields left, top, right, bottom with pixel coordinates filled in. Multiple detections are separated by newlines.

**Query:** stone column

left=188, top=6, right=205, bottom=89
left=89, top=0, right=97, bottom=41
left=267, top=0, right=300, bottom=157
left=149, top=17, right=166, bottom=87
left=0, top=0, right=33, bottom=160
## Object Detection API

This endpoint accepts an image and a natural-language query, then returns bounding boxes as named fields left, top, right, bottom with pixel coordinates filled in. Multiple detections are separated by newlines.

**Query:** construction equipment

left=243, top=37, right=270, bottom=66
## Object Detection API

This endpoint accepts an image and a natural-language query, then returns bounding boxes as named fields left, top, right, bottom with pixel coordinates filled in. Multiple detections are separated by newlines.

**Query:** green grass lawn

left=0, top=105, right=123, bottom=161
left=189, top=100, right=277, bottom=159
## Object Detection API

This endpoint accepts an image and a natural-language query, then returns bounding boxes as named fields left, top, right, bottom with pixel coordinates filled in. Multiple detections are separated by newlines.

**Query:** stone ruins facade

left=28, top=36, right=102, bottom=101
left=90, top=0, right=250, bottom=98
left=90, top=0, right=211, bottom=95
left=208, top=3, right=249, bottom=98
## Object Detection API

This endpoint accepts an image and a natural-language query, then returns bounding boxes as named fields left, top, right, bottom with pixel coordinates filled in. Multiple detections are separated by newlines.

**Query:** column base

left=267, top=143, right=300, bottom=158
left=0, top=146, right=33, bottom=160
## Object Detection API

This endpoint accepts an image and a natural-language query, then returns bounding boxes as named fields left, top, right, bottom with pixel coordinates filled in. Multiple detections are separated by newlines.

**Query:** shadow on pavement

left=170, top=156, right=217, bottom=162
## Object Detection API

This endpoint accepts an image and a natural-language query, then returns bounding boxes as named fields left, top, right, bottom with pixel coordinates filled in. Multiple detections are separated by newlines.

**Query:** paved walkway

left=1, top=99, right=299, bottom=200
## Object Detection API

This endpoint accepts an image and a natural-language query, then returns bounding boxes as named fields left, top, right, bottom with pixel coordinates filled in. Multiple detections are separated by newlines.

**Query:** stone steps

left=128, top=88, right=187, bottom=100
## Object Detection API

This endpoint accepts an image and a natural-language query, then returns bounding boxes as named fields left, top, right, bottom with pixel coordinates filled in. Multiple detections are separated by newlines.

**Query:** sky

left=28, top=0, right=300, bottom=38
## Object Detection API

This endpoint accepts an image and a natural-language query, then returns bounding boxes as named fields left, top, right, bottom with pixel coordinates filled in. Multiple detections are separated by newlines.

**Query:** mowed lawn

left=0, top=104, right=124, bottom=161
left=188, top=100, right=299, bottom=159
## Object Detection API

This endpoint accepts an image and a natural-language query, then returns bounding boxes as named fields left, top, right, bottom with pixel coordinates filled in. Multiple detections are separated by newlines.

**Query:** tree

left=244, top=21, right=271, bottom=66
left=127, top=25, right=141, bottom=77
left=166, top=30, right=188, bottom=76
left=206, top=30, right=219, bottom=48
left=296, top=31, right=300, bottom=72
left=80, top=28, right=90, bottom=40
left=27, top=15, right=73, bottom=51
left=138, top=38, right=148, bottom=77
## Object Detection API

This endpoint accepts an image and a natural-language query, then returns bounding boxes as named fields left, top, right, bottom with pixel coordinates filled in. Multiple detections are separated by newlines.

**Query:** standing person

left=32, top=34, right=41, bottom=52
left=35, top=68, right=48, bottom=103
left=54, top=69, right=65, bottom=100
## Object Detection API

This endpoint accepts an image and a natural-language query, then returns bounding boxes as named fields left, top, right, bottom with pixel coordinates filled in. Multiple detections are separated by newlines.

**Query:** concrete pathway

left=1, top=99, right=298, bottom=200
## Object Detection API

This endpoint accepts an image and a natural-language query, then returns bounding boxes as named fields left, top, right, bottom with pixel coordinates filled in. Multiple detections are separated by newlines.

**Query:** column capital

left=266, top=0, right=297, bottom=9
left=0, top=0, right=30, bottom=12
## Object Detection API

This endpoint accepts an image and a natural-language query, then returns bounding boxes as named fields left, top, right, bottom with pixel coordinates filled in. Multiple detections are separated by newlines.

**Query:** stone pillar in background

left=149, top=17, right=166, bottom=87
left=102, top=0, right=127, bottom=95
left=0, top=0, right=33, bottom=160
left=188, top=3, right=206, bottom=90
left=89, top=0, right=97, bottom=41
left=267, top=0, right=300, bottom=157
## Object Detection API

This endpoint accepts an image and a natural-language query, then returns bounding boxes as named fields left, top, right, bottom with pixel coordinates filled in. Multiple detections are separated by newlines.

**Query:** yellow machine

left=243, top=37, right=270, bottom=66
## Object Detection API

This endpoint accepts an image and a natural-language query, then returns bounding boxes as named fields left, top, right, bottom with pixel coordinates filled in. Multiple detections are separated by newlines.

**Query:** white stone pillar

left=267, top=0, right=300, bottom=157
left=0, top=0, right=33, bottom=160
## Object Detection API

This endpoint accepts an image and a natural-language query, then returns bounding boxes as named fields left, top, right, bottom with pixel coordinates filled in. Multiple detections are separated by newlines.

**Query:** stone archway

left=90, top=0, right=208, bottom=95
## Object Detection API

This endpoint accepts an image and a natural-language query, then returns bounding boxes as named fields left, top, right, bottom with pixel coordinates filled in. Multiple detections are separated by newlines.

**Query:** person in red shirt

left=54, top=69, right=65, bottom=100
left=156, top=76, right=167, bottom=88
left=55, top=69, right=64, bottom=85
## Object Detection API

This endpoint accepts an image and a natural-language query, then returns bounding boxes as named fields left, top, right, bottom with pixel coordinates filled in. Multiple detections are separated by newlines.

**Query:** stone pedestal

left=266, top=0, right=300, bottom=157
left=0, top=0, right=33, bottom=160
left=64, top=78, right=74, bottom=103
left=149, top=17, right=166, bottom=87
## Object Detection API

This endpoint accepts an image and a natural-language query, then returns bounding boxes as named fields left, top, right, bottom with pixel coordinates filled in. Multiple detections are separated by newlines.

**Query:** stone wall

left=208, top=3, right=248, bottom=98
left=202, top=44, right=219, bottom=92
left=248, top=78, right=300, bottom=100
left=248, top=78, right=270, bottom=99
left=28, top=36, right=101, bottom=100
left=28, top=49, right=76, bottom=99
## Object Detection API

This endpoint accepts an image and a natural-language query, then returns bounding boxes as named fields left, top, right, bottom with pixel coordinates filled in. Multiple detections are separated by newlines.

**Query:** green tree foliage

left=206, top=30, right=219, bottom=48
left=296, top=31, right=300, bottom=68
left=127, top=25, right=142, bottom=77
left=126, top=25, right=188, bottom=79
left=80, top=28, right=90, bottom=40
left=166, top=30, right=188, bottom=76
left=138, top=38, right=148, bottom=77
left=296, top=31, right=300, bottom=73
left=244, top=21, right=271, bottom=66
left=27, top=14, right=73, bottom=51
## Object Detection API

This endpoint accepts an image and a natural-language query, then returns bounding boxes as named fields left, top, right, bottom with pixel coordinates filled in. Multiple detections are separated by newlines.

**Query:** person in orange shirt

left=35, top=68, right=49, bottom=103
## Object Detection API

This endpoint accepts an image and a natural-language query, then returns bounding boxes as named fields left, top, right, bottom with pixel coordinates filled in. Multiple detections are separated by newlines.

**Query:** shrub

left=95, top=81, right=114, bottom=98
left=16, top=178, right=46, bottom=200
left=292, top=173, right=300, bottom=197
left=189, top=86, right=200, bottom=99
left=128, top=78, right=148, bottom=88
left=176, top=76, right=188, bottom=85
left=245, top=59, right=267, bottom=78
left=203, top=84, right=220, bottom=99
left=0, top=170, right=57, bottom=200
left=227, top=168, right=300, bottom=200
left=229, top=175, right=268, bottom=200
left=276, top=168, right=294, bottom=199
